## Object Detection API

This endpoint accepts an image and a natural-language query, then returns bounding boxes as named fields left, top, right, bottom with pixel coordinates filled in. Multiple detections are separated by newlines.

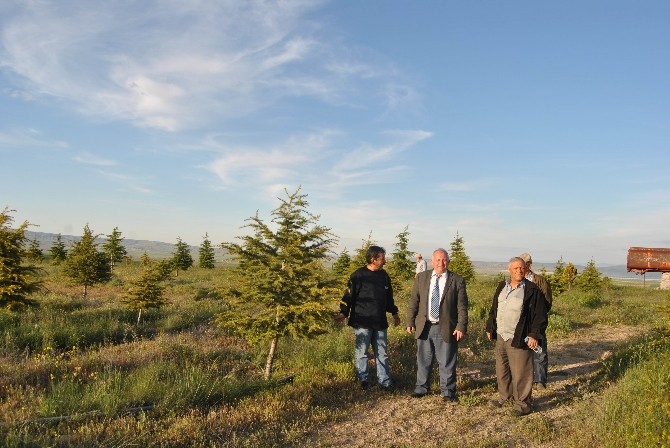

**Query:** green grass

left=564, top=331, right=670, bottom=447
left=1, top=264, right=669, bottom=447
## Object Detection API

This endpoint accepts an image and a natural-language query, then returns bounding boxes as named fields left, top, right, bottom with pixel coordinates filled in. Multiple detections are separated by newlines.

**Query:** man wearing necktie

left=406, top=248, right=469, bottom=401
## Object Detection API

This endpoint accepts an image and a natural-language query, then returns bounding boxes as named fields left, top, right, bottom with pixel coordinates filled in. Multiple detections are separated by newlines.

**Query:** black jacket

left=485, top=280, right=548, bottom=349
left=340, top=267, right=397, bottom=330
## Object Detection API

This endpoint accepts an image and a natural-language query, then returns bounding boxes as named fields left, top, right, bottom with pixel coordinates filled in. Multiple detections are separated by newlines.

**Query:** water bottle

left=524, top=337, right=542, bottom=354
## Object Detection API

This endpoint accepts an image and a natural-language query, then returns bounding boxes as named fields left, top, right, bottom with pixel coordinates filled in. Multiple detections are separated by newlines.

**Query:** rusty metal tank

left=627, top=247, right=670, bottom=274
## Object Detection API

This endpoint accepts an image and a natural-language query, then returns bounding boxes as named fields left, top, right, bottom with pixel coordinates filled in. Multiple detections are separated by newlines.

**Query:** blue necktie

left=430, top=275, right=441, bottom=321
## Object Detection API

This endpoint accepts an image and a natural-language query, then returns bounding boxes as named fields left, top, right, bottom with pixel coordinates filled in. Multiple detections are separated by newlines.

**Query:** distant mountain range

left=24, top=231, right=659, bottom=280
left=25, top=230, right=218, bottom=260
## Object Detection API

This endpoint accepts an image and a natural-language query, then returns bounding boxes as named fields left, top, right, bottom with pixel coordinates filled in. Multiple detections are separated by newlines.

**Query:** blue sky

left=1, top=1, right=668, bottom=265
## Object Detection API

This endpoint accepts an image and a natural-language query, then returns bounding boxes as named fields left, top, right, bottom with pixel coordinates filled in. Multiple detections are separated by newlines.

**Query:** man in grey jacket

left=406, top=248, right=469, bottom=401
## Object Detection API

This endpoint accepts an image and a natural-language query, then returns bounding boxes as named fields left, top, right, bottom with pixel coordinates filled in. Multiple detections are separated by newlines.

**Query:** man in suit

left=406, top=248, right=469, bottom=401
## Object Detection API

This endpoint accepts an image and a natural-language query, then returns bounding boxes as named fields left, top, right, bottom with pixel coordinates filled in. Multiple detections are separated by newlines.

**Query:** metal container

left=627, top=247, right=670, bottom=274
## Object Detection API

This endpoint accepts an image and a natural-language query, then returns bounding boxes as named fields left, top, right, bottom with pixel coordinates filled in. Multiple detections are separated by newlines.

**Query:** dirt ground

left=306, top=324, right=638, bottom=448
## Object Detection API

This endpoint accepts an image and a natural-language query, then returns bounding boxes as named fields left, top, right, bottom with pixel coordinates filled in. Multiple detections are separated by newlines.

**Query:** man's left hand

left=453, top=330, right=464, bottom=341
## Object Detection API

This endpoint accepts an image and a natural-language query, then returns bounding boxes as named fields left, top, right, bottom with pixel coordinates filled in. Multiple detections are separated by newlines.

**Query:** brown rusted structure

left=627, top=247, right=670, bottom=274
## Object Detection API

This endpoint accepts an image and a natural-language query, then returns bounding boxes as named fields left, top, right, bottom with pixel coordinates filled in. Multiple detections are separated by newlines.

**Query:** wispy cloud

left=0, top=1, right=413, bottom=131
left=96, top=170, right=153, bottom=195
left=73, top=152, right=116, bottom=167
left=0, top=128, right=69, bottom=149
left=204, top=129, right=432, bottom=197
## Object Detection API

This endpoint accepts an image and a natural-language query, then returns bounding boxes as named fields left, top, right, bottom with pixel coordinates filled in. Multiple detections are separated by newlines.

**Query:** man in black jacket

left=336, top=246, right=400, bottom=390
left=486, top=257, right=548, bottom=416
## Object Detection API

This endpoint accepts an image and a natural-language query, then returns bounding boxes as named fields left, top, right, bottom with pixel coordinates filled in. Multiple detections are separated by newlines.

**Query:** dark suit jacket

left=406, top=269, right=469, bottom=342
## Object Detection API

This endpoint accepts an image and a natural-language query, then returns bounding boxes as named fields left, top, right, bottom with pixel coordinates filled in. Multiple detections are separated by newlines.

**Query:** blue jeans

left=353, top=327, right=392, bottom=387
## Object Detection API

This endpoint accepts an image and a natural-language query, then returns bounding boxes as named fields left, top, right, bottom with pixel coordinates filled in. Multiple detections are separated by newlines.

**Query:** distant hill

left=23, top=231, right=659, bottom=280
left=24, top=230, right=225, bottom=261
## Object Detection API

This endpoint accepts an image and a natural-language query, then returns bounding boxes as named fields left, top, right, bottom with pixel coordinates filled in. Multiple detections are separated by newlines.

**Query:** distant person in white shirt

left=415, top=253, right=427, bottom=278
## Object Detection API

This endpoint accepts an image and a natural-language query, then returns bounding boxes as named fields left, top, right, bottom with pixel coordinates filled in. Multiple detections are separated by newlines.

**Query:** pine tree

left=199, top=233, right=216, bottom=269
left=575, top=259, right=602, bottom=292
left=547, top=257, right=566, bottom=296
left=0, top=209, right=41, bottom=309
left=332, top=249, right=351, bottom=277
left=351, top=231, right=376, bottom=270
left=49, top=234, right=68, bottom=265
left=122, top=263, right=169, bottom=324
left=102, top=227, right=127, bottom=273
left=172, top=237, right=193, bottom=275
left=26, top=238, right=44, bottom=261
left=140, top=251, right=151, bottom=267
left=448, top=232, right=476, bottom=284
left=217, top=187, right=338, bottom=380
left=62, top=224, right=111, bottom=298
left=563, top=262, right=578, bottom=290
left=385, top=226, right=415, bottom=291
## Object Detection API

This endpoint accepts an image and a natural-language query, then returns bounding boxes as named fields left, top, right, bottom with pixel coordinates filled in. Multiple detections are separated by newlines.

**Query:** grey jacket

left=406, top=269, right=469, bottom=342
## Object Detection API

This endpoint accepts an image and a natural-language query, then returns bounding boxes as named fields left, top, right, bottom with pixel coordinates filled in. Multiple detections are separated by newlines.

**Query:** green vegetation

left=102, top=227, right=128, bottom=272
left=1, top=201, right=669, bottom=446
left=218, top=188, right=339, bottom=380
left=198, top=233, right=216, bottom=269
left=449, top=231, right=476, bottom=284
left=49, top=233, right=68, bottom=265
left=62, top=224, right=111, bottom=298
left=0, top=208, right=41, bottom=309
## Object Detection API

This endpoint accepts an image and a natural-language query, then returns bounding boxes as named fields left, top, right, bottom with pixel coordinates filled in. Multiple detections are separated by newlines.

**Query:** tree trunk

left=264, top=335, right=278, bottom=380
left=264, top=306, right=282, bottom=380
left=137, top=308, right=143, bottom=325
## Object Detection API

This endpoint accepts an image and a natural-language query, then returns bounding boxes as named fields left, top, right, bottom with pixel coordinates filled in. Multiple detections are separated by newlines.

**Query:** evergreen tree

left=49, top=234, right=68, bottom=265
left=547, top=257, right=566, bottom=296
left=62, top=224, right=111, bottom=298
left=102, top=227, right=127, bottom=273
left=385, top=226, right=415, bottom=292
left=199, top=233, right=216, bottom=269
left=172, top=237, right=194, bottom=275
left=0, top=209, right=41, bottom=309
left=563, top=262, right=578, bottom=290
left=217, top=187, right=338, bottom=380
left=140, top=251, right=151, bottom=267
left=122, top=263, right=168, bottom=324
left=575, top=259, right=602, bottom=292
left=351, top=231, right=375, bottom=270
left=448, top=232, right=476, bottom=284
left=332, top=249, right=351, bottom=278
left=26, top=238, right=43, bottom=261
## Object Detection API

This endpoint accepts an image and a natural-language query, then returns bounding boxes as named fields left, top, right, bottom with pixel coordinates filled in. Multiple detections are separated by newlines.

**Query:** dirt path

left=307, top=325, right=639, bottom=448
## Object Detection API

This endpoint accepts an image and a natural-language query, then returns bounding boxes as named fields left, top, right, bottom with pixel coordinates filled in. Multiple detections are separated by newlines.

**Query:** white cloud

left=0, top=128, right=69, bottom=149
left=0, top=0, right=411, bottom=131
left=73, top=152, right=116, bottom=167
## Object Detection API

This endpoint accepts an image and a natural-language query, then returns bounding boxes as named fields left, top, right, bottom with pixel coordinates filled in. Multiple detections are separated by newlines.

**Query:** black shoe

left=360, top=381, right=369, bottom=390
left=514, top=408, right=532, bottom=417
left=490, top=399, right=505, bottom=408
left=442, top=395, right=457, bottom=402
left=380, top=384, right=394, bottom=392
left=410, top=391, right=427, bottom=398
left=534, top=381, right=547, bottom=389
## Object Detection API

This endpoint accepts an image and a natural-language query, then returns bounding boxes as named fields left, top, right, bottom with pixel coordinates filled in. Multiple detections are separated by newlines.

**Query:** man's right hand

left=406, top=326, right=415, bottom=334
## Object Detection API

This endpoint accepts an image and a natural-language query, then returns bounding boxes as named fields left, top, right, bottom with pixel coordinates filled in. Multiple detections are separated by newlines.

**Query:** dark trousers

left=495, top=336, right=533, bottom=413
left=532, top=332, right=548, bottom=385
left=413, top=323, right=458, bottom=397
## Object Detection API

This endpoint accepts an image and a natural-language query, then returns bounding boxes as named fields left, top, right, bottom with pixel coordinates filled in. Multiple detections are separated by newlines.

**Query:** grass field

left=0, top=261, right=668, bottom=447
